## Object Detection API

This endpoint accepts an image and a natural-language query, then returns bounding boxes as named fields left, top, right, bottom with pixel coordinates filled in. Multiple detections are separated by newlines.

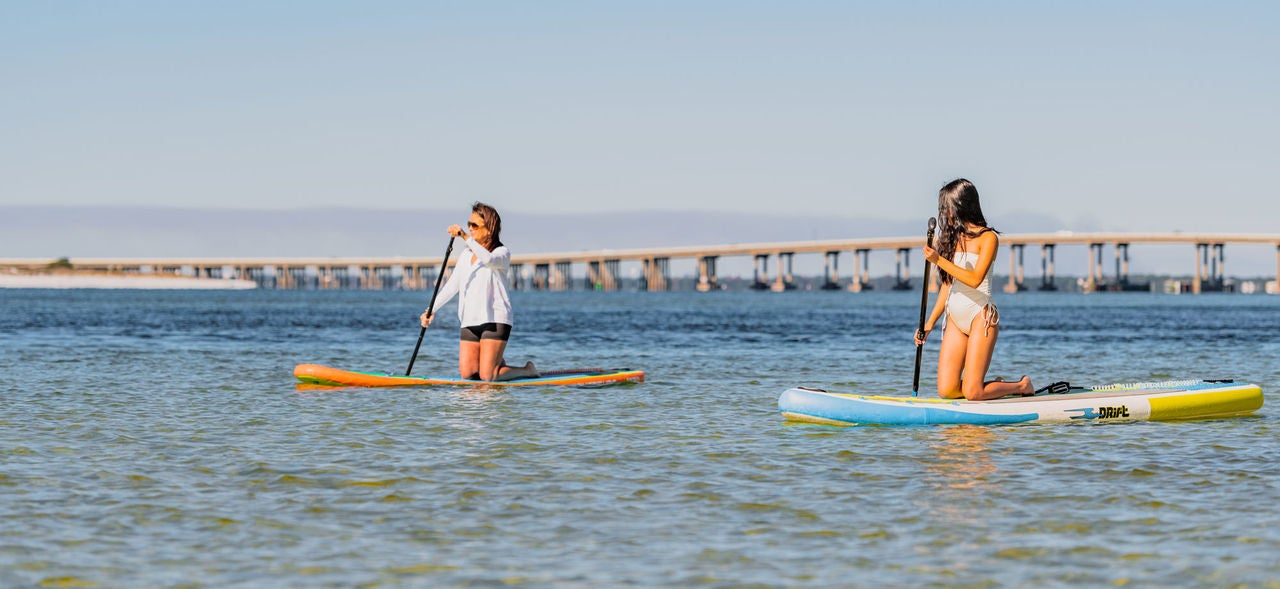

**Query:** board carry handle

left=912, top=217, right=937, bottom=397
left=406, top=236, right=456, bottom=376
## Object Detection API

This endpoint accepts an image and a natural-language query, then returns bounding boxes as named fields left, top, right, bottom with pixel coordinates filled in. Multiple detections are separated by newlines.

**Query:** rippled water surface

left=2, top=289, right=1279, bottom=587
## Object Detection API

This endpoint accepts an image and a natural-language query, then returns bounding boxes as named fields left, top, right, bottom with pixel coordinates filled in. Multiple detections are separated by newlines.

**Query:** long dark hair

left=935, top=178, right=997, bottom=284
left=472, top=202, right=502, bottom=250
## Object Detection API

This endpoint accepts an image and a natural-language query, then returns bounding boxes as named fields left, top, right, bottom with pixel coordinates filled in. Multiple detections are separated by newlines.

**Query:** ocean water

left=2, top=288, right=1278, bottom=588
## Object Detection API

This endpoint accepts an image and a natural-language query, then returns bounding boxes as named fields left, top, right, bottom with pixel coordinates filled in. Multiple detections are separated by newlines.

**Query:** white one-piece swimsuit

left=946, top=251, right=999, bottom=336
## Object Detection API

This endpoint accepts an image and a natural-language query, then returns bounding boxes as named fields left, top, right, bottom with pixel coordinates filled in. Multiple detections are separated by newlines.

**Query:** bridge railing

left=2, top=232, right=1277, bottom=293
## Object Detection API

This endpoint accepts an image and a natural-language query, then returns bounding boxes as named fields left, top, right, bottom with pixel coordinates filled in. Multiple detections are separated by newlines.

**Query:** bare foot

left=1016, top=376, right=1034, bottom=396
left=494, top=361, right=539, bottom=381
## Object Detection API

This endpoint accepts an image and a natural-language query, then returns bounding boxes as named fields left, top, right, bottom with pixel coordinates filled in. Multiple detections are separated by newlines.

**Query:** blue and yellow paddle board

left=778, top=379, right=1263, bottom=426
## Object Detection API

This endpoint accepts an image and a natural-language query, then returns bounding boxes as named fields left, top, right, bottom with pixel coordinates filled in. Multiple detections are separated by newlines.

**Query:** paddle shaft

left=912, top=218, right=937, bottom=396
left=406, top=237, right=456, bottom=376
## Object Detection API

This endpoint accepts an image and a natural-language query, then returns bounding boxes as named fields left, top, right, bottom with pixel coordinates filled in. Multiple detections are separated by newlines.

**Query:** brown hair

left=472, top=202, right=502, bottom=250
left=935, top=179, right=997, bottom=284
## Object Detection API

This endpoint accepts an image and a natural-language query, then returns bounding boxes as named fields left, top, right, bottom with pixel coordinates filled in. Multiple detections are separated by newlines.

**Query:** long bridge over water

left=4, top=232, right=1278, bottom=294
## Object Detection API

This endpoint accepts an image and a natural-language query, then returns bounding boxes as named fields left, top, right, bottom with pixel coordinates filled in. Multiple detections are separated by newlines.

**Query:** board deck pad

left=294, top=363, right=644, bottom=388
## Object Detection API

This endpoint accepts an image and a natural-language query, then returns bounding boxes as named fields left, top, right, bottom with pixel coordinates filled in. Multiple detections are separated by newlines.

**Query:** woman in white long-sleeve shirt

left=420, top=203, right=538, bottom=382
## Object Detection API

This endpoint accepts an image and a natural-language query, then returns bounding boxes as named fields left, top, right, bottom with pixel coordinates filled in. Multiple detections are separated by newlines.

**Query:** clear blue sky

left=3, top=1, right=1277, bottom=232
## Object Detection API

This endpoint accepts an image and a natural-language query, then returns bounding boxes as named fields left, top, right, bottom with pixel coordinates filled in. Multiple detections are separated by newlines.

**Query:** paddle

left=405, top=237, right=456, bottom=376
left=912, top=217, right=937, bottom=397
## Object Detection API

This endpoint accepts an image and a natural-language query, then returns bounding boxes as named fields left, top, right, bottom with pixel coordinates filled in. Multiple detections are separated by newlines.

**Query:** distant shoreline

left=0, top=272, right=257, bottom=290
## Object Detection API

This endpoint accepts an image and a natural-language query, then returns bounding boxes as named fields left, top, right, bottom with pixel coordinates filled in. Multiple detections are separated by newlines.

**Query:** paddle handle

left=912, top=217, right=937, bottom=396
left=406, top=237, right=456, bottom=376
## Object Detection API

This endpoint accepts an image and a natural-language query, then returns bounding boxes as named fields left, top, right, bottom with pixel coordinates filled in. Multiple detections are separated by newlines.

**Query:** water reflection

left=924, top=425, right=999, bottom=493
left=914, top=424, right=1005, bottom=554
left=438, top=387, right=506, bottom=435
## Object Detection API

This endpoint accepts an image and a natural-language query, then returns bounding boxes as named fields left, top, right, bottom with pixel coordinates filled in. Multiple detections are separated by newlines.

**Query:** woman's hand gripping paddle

left=405, top=237, right=455, bottom=376
left=912, top=217, right=937, bottom=397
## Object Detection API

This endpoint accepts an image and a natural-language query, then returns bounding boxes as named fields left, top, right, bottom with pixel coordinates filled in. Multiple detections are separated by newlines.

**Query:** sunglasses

left=467, top=221, right=481, bottom=229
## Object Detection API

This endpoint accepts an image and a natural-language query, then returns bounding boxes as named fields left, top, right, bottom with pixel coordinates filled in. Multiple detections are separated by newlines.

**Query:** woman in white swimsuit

left=915, top=179, right=1034, bottom=400
left=419, top=202, right=538, bottom=382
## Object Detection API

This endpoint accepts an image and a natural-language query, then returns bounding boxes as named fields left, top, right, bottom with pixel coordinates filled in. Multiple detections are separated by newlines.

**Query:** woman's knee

left=960, top=379, right=985, bottom=400
left=936, top=372, right=962, bottom=397
left=936, top=376, right=963, bottom=399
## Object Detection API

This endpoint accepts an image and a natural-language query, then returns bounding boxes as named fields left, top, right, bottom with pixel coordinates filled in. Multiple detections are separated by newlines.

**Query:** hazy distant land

left=0, top=205, right=1066, bottom=257
left=2, top=205, right=1276, bottom=278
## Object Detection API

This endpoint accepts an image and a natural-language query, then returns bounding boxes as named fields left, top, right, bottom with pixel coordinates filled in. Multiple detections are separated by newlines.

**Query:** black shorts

left=459, top=322, right=512, bottom=342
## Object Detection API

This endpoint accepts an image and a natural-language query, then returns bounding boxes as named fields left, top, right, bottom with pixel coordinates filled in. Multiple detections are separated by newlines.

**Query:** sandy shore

left=0, top=274, right=258, bottom=289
